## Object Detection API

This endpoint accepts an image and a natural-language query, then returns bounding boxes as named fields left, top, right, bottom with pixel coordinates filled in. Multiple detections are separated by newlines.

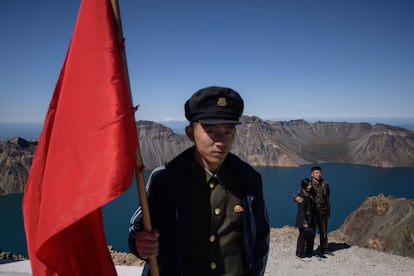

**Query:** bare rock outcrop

left=0, top=248, right=27, bottom=262
left=0, top=137, right=36, bottom=194
left=330, top=194, right=414, bottom=258
left=107, top=246, right=143, bottom=266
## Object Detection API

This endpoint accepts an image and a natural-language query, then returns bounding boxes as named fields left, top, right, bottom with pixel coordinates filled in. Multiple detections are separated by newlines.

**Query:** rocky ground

left=0, top=250, right=26, bottom=263
left=265, top=226, right=414, bottom=275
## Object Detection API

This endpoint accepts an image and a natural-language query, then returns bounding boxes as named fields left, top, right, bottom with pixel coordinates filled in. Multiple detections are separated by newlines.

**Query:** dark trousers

left=296, top=227, right=315, bottom=257
left=315, top=209, right=328, bottom=253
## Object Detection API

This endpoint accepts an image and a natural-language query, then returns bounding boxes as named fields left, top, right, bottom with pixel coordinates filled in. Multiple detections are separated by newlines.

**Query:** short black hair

left=311, top=166, right=322, bottom=172
left=301, top=178, right=311, bottom=188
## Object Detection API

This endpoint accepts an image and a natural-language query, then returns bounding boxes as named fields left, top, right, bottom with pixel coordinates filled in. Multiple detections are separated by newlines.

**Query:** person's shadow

left=314, top=242, right=350, bottom=257
left=329, top=242, right=350, bottom=251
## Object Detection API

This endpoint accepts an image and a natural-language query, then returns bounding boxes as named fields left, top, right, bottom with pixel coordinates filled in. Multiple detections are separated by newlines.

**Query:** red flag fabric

left=22, top=0, right=138, bottom=275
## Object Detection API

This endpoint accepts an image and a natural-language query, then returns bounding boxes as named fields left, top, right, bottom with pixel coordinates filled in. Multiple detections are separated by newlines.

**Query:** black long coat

left=295, top=188, right=316, bottom=229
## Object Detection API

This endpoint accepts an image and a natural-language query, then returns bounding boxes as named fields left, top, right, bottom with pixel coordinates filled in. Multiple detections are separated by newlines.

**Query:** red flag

left=22, top=0, right=138, bottom=274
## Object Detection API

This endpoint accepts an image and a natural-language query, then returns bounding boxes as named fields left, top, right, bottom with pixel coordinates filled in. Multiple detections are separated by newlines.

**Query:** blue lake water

left=1, top=164, right=414, bottom=257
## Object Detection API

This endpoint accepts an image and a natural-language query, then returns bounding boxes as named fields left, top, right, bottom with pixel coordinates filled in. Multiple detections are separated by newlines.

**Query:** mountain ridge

left=1, top=116, right=414, bottom=194
left=138, top=116, right=414, bottom=169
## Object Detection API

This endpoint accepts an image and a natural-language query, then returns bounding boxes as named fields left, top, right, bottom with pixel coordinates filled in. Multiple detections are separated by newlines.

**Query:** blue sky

left=1, top=0, right=413, bottom=123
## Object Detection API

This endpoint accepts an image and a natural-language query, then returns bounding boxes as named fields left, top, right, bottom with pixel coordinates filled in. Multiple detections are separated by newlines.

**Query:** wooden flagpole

left=110, top=0, right=160, bottom=275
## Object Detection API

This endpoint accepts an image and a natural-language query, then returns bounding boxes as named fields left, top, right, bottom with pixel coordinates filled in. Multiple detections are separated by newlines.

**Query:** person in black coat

left=129, top=86, right=270, bottom=275
left=294, top=178, right=316, bottom=259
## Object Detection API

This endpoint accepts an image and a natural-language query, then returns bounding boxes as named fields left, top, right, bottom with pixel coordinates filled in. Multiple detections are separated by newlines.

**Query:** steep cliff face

left=330, top=194, right=414, bottom=258
left=1, top=117, right=414, bottom=194
left=137, top=120, right=192, bottom=168
left=348, top=124, right=414, bottom=167
left=233, top=116, right=414, bottom=168
left=233, top=117, right=308, bottom=166
left=0, top=137, right=36, bottom=194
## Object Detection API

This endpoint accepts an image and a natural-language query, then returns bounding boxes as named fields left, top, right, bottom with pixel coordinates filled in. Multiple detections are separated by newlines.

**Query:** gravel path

left=265, top=227, right=414, bottom=275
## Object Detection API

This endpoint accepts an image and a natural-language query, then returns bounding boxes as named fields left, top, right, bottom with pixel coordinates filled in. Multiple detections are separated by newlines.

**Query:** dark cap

left=184, top=86, right=244, bottom=124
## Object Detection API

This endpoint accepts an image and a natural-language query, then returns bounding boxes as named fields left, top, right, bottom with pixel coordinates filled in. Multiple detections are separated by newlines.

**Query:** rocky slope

left=330, top=194, right=414, bottom=258
left=235, top=116, right=414, bottom=167
left=137, top=120, right=192, bottom=168
left=0, top=137, right=36, bottom=194
left=1, top=117, right=414, bottom=194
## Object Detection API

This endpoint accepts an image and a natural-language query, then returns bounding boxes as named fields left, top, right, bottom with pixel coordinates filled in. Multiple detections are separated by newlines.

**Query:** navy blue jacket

left=129, top=146, right=270, bottom=275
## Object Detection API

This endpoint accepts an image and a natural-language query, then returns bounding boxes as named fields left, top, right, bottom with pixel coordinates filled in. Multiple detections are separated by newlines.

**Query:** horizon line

left=2, top=115, right=414, bottom=124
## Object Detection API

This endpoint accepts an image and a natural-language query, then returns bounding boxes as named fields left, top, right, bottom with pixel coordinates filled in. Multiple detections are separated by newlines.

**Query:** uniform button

left=210, top=262, right=216, bottom=270
left=209, top=182, right=215, bottom=189
left=210, top=235, right=216, bottom=242
left=214, top=208, right=221, bottom=216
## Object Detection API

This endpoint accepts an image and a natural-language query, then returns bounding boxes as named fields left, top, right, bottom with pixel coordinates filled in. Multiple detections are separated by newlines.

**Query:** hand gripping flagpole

left=110, top=1, right=160, bottom=275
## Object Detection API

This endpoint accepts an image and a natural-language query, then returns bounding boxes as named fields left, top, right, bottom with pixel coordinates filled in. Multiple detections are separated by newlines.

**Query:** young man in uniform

left=309, top=166, right=331, bottom=256
left=129, top=86, right=270, bottom=275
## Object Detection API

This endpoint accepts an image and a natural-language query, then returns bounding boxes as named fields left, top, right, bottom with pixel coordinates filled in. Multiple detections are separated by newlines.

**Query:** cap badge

left=217, top=97, right=227, bottom=107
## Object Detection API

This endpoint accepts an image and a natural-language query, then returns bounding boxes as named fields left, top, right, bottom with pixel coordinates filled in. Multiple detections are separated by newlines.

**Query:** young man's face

left=186, top=122, right=236, bottom=171
left=311, top=169, right=322, bottom=180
